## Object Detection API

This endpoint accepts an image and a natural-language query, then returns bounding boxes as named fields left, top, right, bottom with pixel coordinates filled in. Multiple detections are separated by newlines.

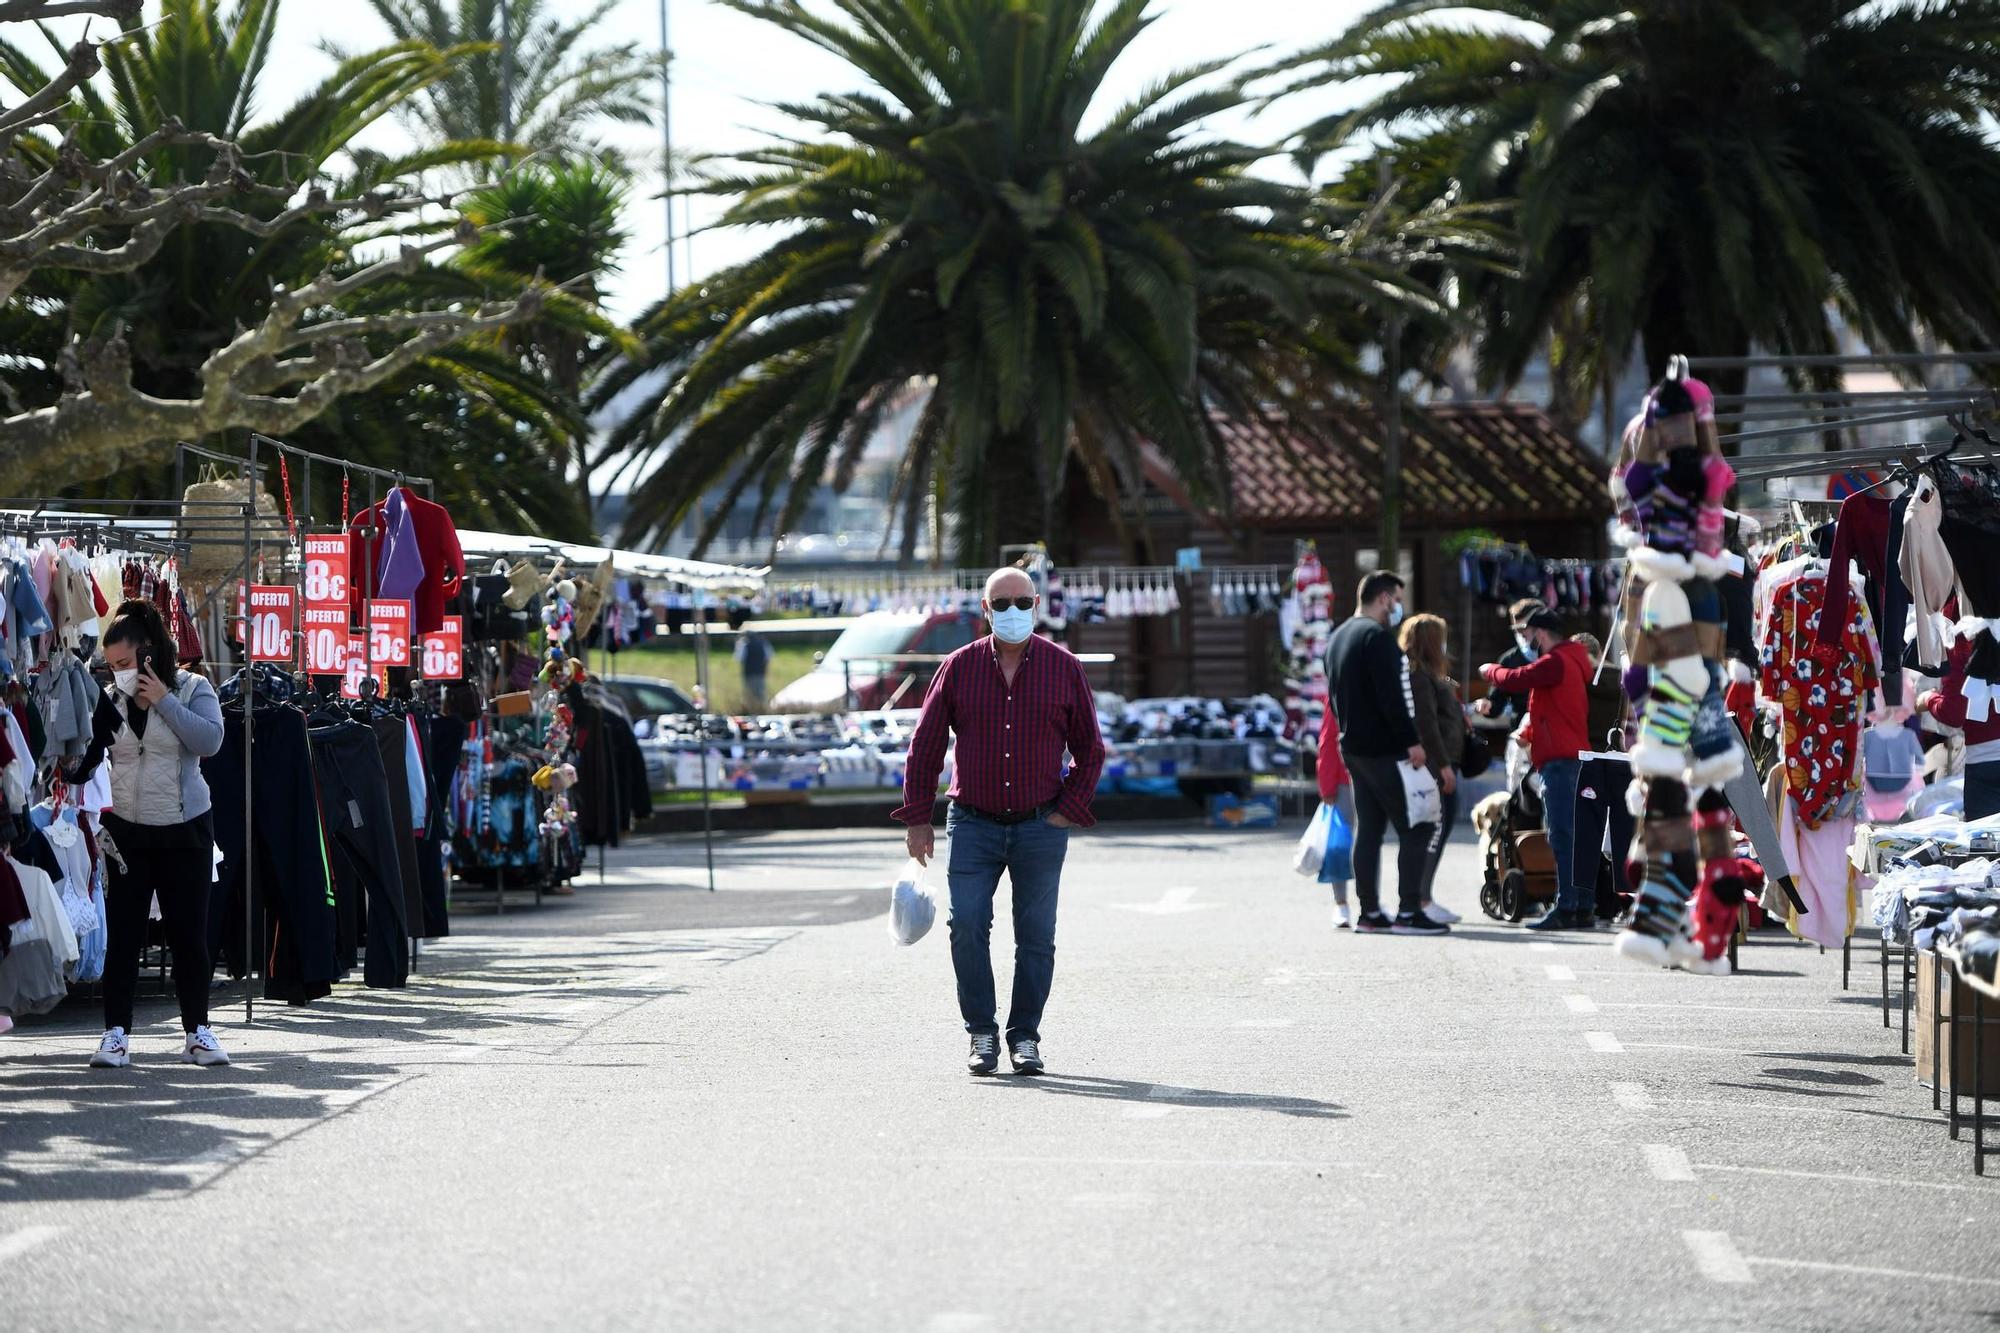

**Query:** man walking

left=731, top=605, right=773, bottom=711
left=896, top=567, right=1106, bottom=1076
left=1480, top=608, right=1593, bottom=931
left=1323, top=572, right=1448, bottom=936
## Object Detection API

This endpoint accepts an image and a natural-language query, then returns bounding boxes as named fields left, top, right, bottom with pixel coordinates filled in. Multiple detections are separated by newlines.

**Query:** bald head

left=984, top=567, right=1035, bottom=605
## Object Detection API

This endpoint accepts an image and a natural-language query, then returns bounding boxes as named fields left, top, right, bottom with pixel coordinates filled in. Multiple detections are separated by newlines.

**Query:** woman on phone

left=89, top=600, right=229, bottom=1068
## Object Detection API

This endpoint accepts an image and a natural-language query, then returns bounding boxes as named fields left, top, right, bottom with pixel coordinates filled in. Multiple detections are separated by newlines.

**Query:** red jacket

left=1317, top=709, right=1350, bottom=800
left=1486, top=639, right=1592, bottom=770
left=347, top=489, right=466, bottom=634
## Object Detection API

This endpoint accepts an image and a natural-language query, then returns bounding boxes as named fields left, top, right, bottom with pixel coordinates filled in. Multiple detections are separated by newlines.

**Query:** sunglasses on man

left=987, top=596, right=1037, bottom=612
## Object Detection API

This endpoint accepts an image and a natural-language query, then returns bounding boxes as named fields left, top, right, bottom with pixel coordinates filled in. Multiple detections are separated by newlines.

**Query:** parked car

left=604, top=675, right=699, bottom=791
left=770, top=609, right=983, bottom=713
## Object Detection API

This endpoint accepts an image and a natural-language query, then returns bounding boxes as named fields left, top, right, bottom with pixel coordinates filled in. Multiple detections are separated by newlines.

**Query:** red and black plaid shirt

left=892, top=633, right=1105, bottom=827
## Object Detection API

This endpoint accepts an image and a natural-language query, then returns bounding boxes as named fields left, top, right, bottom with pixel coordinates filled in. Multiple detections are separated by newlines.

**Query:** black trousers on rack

left=373, top=716, right=431, bottom=939
left=418, top=714, right=466, bottom=937
left=206, top=706, right=339, bottom=1005
left=312, top=720, right=410, bottom=988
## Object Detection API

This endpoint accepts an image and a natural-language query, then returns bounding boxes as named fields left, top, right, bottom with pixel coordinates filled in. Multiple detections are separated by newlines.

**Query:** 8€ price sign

left=302, top=533, right=349, bottom=608
left=365, top=599, right=413, bottom=671
left=421, top=614, right=464, bottom=680
left=246, top=586, right=296, bottom=663
left=301, top=605, right=347, bottom=675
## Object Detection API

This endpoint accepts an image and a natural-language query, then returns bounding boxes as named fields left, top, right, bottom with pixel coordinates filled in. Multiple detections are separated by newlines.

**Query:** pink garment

left=1777, top=801, right=1856, bottom=947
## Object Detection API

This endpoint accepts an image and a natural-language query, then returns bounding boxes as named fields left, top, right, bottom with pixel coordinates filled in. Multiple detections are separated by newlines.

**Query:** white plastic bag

left=889, top=857, right=938, bottom=946
left=1292, top=802, right=1332, bottom=877
left=1400, top=761, right=1442, bottom=827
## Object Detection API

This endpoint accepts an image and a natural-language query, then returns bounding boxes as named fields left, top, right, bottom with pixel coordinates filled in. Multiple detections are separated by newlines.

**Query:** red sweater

left=1486, top=639, right=1592, bottom=770
left=347, top=489, right=466, bottom=634
left=1316, top=710, right=1350, bottom=800
left=1921, top=639, right=2000, bottom=751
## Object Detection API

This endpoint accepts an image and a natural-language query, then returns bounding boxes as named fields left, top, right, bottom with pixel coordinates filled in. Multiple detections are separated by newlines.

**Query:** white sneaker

left=89, top=1027, right=130, bottom=1068
left=183, top=1026, right=230, bottom=1067
left=1424, top=902, right=1463, bottom=925
left=1334, top=903, right=1353, bottom=930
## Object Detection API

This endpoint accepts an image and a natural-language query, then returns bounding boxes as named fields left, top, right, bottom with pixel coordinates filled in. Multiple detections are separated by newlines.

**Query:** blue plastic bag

left=1318, top=801, right=1353, bottom=884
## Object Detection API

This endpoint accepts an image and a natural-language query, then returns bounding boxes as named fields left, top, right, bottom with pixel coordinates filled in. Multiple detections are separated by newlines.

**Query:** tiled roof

left=1189, top=400, right=1610, bottom=528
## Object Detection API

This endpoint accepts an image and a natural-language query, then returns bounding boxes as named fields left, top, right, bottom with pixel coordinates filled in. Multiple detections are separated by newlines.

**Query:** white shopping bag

left=1292, top=802, right=1332, bottom=877
left=1400, top=761, right=1442, bottom=827
left=888, top=857, right=938, bottom=946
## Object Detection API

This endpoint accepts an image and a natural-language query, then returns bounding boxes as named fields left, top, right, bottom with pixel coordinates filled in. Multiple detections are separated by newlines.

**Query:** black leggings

left=104, top=843, right=213, bottom=1034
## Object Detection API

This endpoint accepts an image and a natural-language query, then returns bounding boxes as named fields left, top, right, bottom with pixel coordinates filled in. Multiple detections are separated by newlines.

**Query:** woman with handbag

left=1316, top=709, right=1357, bottom=929
left=1400, top=614, right=1466, bottom=923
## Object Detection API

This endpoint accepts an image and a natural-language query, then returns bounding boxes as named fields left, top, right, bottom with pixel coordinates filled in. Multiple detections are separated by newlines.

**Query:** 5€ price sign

left=246, top=586, right=296, bottom=663
left=365, top=599, right=413, bottom=670
left=302, top=534, right=349, bottom=608
left=420, top=614, right=463, bottom=680
left=301, top=605, right=347, bottom=675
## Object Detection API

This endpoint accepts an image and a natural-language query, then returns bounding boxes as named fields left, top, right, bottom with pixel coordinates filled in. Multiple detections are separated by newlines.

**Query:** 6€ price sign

left=302, top=533, right=349, bottom=608
left=302, top=605, right=347, bottom=675
left=365, top=599, right=413, bottom=670
left=341, top=636, right=368, bottom=699
left=420, top=614, right=463, bottom=680
left=246, top=586, right=296, bottom=663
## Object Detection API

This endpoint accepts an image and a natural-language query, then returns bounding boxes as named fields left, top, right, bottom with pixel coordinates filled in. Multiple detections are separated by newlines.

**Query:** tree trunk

left=983, top=429, right=1048, bottom=567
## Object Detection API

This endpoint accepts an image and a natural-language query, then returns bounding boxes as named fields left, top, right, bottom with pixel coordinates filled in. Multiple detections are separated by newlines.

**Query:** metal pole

left=659, top=0, right=677, bottom=292
left=243, top=438, right=257, bottom=1026
left=694, top=589, right=715, bottom=893
left=1377, top=156, right=1404, bottom=568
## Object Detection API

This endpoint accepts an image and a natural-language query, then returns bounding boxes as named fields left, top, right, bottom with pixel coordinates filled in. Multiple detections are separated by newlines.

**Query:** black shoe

left=1354, top=911, right=1395, bottom=934
left=1391, top=911, right=1450, bottom=936
left=968, top=1033, right=999, bottom=1076
left=1009, top=1039, right=1045, bottom=1075
left=1525, top=908, right=1576, bottom=932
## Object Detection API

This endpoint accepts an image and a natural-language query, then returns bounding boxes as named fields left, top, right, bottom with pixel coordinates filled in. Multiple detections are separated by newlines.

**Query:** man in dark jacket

left=1472, top=599, right=1548, bottom=726
left=1481, top=608, right=1594, bottom=931
left=1324, top=572, right=1447, bottom=936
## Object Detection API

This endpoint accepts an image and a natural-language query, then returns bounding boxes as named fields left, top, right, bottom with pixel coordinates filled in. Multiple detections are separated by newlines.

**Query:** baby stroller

left=1477, top=775, right=1561, bottom=923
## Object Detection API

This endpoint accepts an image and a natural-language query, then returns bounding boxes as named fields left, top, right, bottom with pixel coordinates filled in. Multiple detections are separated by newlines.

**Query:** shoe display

left=967, top=1033, right=1000, bottom=1077
left=183, top=1026, right=231, bottom=1067
left=89, top=1027, right=129, bottom=1069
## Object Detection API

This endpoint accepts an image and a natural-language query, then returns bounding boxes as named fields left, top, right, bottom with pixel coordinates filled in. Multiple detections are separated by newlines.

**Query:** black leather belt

left=954, top=800, right=1054, bottom=826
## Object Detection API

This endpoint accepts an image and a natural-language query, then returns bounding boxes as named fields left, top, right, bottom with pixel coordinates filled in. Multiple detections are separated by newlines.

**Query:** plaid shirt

left=892, top=633, right=1105, bottom=827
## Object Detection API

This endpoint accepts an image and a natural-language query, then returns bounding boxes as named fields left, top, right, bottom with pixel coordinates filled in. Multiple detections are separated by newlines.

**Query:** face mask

left=1386, top=601, right=1405, bottom=628
left=1514, top=633, right=1539, bottom=660
left=113, top=668, right=139, bottom=696
left=989, top=606, right=1035, bottom=644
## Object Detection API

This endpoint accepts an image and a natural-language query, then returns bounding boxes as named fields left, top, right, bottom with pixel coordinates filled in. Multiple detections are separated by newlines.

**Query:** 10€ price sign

left=302, top=605, right=347, bottom=675
left=365, top=599, right=413, bottom=670
left=420, top=613, right=463, bottom=680
left=246, top=586, right=296, bottom=663
left=302, top=533, right=349, bottom=608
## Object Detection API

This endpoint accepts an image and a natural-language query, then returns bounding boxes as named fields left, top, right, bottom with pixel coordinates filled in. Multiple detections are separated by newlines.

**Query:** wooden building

left=1060, top=401, right=1613, bottom=699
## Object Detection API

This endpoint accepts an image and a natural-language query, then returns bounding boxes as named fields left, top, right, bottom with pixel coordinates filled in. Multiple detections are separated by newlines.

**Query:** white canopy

left=455, top=528, right=768, bottom=594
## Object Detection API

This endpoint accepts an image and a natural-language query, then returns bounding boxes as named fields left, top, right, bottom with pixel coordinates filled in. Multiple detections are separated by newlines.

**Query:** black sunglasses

left=988, top=596, right=1037, bottom=612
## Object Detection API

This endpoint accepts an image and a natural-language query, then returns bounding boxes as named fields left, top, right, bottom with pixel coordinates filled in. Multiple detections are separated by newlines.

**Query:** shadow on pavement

left=987, top=1072, right=1347, bottom=1120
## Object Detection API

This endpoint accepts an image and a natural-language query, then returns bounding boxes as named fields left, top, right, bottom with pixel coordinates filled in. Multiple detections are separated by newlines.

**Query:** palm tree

left=0, top=0, right=598, bottom=534
left=1266, top=0, right=2000, bottom=406
left=593, top=0, right=1484, bottom=563
left=332, top=0, right=661, bottom=176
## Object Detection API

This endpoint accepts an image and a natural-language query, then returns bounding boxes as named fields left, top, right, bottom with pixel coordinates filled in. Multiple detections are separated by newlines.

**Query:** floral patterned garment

left=1758, top=571, right=1881, bottom=830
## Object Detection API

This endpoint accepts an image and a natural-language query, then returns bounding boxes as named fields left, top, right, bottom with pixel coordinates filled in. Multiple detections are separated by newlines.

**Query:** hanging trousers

left=312, top=720, right=411, bottom=988
left=374, top=716, right=428, bottom=936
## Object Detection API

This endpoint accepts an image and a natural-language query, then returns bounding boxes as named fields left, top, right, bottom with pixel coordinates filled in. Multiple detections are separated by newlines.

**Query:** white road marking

left=1584, top=1031, right=1624, bottom=1053
left=1697, top=1162, right=1999, bottom=1194
left=1601, top=1003, right=1857, bottom=1016
left=1263, top=968, right=1299, bottom=986
left=1746, top=1257, right=2000, bottom=1288
left=830, top=894, right=859, bottom=906
left=0, top=1226, right=62, bottom=1261
left=1233, top=1018, right=1296, bottom=1029
left=1069, top=1191, right=1155, bottom=1206
left=1564, top=994, right=1599, bottom=1014
left=1643, top=1144, right=1695, bottom=1182
left=927, top=1314, right=996, bottom=1332
left=1610, top=1082, right=1654, bottom=1111
left=1529, top=942, right=1557, bottom=952
left=1544, top=964, right=1576, bottom=981
left=1114, top=886, right=1216, bottom=915
left=1124, top=1104, right=1174, bottom=1120
left=1683, top=1230, right=1754, bottom=1284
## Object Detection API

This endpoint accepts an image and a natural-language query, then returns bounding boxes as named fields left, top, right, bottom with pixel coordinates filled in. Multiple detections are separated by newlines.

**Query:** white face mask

left=989, top=606, right=1035, bottom=644
left=1515, top=633, right=1539, bottom=660
left=1386, top=600, right=1405, bottom=628
left=113, top=668, right=140, bottom=696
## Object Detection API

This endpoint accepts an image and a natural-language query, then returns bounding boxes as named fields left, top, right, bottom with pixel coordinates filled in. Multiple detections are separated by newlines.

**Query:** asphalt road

left=3, top=822, right=1998, bottom=1331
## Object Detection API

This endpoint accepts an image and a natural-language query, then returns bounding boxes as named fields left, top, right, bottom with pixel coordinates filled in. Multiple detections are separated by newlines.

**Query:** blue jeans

left=1539, top=759, right=1584, bottom=914
left=945, top=805, right=1070, bottom=1043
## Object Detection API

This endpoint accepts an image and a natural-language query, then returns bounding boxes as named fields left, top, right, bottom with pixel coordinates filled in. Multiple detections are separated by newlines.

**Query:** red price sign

left=303, top=534, right=349, bottom=609
left=302, top=606, right=347, bottom=675
left=365, top=599, right=413, bottom=669
left=341, top=636, right=368, bottom=699
left=420, top=614, right=463, bottom=680
left=246, top=586, right=296, bottom=663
